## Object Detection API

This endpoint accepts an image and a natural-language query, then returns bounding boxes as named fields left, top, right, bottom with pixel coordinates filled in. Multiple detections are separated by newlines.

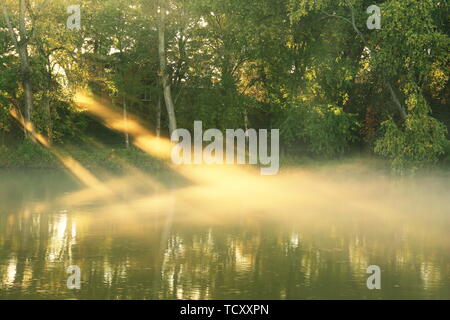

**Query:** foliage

left=0, top=142, right=164, bottom=171
left=281, top=103, right=357, bottom=157
left=0, top=0, right=449, bottom=174
left=374, top=93, right=448, bottom=174
left=1, top=140, right=58, bottom=168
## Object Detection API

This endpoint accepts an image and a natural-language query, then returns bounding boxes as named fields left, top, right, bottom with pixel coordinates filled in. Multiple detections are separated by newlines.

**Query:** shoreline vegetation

left=1, top=0, right=449, bottom=176
left=1, top=141, right=448, bottom=176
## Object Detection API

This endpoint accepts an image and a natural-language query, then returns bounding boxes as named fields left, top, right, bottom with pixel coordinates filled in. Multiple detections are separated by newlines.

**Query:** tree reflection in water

left=0, top=166, right=449, bottom=299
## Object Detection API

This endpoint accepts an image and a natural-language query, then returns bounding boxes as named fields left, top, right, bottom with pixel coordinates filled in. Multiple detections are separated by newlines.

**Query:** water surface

left=0, top=165, right=449, bottom=299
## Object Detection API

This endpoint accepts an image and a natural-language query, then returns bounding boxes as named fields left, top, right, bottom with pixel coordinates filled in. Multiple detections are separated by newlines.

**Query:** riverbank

left=0, top=141, right=449, bottom=175
left=0, top=142, right=165, bottom=172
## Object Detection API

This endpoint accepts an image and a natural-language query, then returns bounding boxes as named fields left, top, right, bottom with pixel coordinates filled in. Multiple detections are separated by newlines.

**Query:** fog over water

left=0, top=161, right=449, bottom=299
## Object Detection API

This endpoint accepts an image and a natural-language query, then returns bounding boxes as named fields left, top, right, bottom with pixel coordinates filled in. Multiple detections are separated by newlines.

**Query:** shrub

left=374, top=93, right=448, bottom=174
left=280, top=103, right=357, bottom=158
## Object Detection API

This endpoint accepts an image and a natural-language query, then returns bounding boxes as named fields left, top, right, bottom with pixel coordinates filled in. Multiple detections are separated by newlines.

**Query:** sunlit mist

left=1, top=92, right=449, bottom=300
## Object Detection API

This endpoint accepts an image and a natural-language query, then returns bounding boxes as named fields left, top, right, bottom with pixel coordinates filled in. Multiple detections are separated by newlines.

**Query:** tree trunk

left=43, top=95, right=53, bottom=144
left=18, top=0, right=32, bottom=126
left=21, top=59, right=33, bottom=125
left=387, top=82, right=407, bottom=122
left=123, top=97, right=130, bottom=148
left=158, top=0, right=177, bottom=138
left=156, top=95, right=161, bottom=138
left=1, top=0, right=33, bottom=135
left=44, top=55, right=53, bottom=144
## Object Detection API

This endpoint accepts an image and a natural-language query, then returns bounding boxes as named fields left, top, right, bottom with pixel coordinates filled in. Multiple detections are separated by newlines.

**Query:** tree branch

left=322, top=2, right=407, bottom=121
left=1, top=1, right=20, bottom=52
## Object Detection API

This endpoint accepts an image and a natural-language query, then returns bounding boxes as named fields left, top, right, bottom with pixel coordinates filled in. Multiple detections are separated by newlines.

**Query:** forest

left=1, top=0, right=450, bottom=301
left=0, top=0, right=449, bottom=174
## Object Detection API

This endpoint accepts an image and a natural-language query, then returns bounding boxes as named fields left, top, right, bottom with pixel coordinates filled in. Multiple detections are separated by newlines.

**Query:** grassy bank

left=0, top=142, right=165, bottom=173
left=0, top=141, right=449, bottom=175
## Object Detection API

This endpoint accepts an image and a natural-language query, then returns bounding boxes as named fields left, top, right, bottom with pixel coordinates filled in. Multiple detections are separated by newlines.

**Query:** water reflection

left=0, top=167, right=449, bottom=299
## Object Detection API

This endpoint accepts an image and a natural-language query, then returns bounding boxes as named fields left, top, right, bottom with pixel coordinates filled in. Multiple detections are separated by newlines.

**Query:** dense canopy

left=0, top=0, right=449, bottom=173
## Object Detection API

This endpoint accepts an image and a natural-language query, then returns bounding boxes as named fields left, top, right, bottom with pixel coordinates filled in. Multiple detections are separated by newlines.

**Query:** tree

left=1, top=0, right=33, bottom=135
left=158, top=0, right=177, bottom=137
